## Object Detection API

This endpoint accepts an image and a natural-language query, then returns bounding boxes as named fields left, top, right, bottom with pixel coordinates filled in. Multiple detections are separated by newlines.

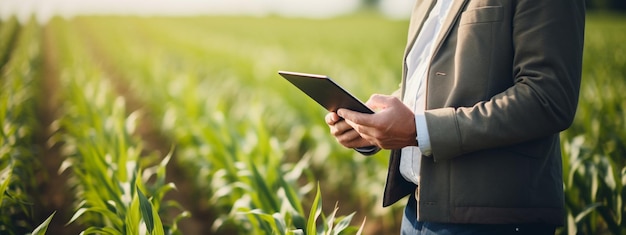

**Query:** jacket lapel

left=432, top=0, right=469, bottom=56
left=405, top=0, right=436, bottom=53
left=401, top=0, right=469, bottom=100
left=401, top=0, right=436, bottom=97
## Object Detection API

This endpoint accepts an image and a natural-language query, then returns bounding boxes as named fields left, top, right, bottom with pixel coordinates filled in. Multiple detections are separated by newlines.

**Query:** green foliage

left=30, top=212, right=55, bottom=235
left=45, top=19, right=184, bottom=234
left=0, top=18, right=42, bottom=234
left=586, top=0, right=626, bottom=10
left=1, top=12, right=624, bottom=235
left=240, top=183, right=364, bottom=235
left=47, top=14, right=405, bottom=234
left=0, top=16, right=20, bottom=69
left=562, top=137, right=624, bottom=235
left=559, top=13, right=626, bottom=235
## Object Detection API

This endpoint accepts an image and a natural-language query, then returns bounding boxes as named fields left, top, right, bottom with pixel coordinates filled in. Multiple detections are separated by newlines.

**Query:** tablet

left=278, top=71, right=374, bottom=114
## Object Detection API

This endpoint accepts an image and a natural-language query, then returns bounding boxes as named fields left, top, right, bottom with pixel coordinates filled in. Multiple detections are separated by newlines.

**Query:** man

left=325, top=0, right=585, bottom=234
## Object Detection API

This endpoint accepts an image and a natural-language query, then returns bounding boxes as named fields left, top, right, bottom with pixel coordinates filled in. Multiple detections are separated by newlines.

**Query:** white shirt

left=400, top=0, right=453, bottom=185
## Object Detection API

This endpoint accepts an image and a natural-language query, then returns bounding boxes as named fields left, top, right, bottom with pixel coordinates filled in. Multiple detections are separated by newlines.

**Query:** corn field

left=0, top=12, right=624, bottom=235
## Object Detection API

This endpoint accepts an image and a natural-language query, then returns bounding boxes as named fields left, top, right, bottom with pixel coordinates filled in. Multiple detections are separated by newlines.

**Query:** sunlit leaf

left=125, top=192, right=140, bottom=235
left=307, top=183, right=323, bottom=235
left=151, top=202, right=165, bottom=235
left=332, top=212, right=356, bottom=235
left=574, top=202, right=602, bottom=223
left=31, top=212, right=55, bottom=235
left=137, top=187, right=155, bottom=234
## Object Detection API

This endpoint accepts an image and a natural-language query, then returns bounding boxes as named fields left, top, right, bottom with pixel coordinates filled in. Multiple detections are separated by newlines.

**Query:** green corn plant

left=40, top=14, right=626, bottom=235
left=0, top=18, right=43, bottom=234
left=44, top=18, right=185, bottom=234
left=55, top=78, right=179, bottom=234
left=0, top=17, right=20, bottom=69
left=60, top=17, right=374, bottom=234
left=558, top=13, right=626, bottom=235
left=304, top=184, right=365, bottom=235
left=238, top=183, right=365, bottom=235
left=561, top=136, right=625, bottom=235
left=30, top=212, right=55, bottom=235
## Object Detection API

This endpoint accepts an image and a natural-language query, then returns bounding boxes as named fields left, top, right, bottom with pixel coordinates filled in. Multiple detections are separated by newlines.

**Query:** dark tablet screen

left=278, top=71, right=374, bottom=114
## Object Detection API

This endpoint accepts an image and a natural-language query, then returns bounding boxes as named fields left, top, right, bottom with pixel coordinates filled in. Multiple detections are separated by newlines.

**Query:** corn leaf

left=307, top=183, right=323, bottom=235
left=81, top=227, right=119, bottom=235
left=355, top=216, right=366, bottom=235
left=574, top=202, right=602, bottom=223
left=125, top=191, right=140, bottom=235
left=279, top=175, right=305, bottom=215
left=273, top=212, right=288, bottom=235
left=325, top=204, right=339, bottom=234
left=0, top=166, right=11, bottom=205
left=137, top=187, right=155, bottom=234
left=151, top=201, right=165, bottom=235
left=249, top=161, right=280, bottom=212
left=332, top=212, right=356, bottom=235
left=246, top=209, right=281, bottom=234
left=30, top=211, right=55, bottom=235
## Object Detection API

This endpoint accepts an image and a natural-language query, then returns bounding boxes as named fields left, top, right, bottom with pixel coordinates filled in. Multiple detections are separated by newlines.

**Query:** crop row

left=0, top=13, right=624, bottom=234
left=0, top=17, right=57, bottom=234
left=58, top=16, right=372, bottom=234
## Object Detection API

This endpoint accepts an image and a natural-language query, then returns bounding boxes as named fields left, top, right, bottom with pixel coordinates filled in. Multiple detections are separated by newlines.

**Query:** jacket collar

left=432, top=0, right=469, bottom=56
left=405, top=0, right=469, bottom=58
left=401, top=0, right=469, bottom=97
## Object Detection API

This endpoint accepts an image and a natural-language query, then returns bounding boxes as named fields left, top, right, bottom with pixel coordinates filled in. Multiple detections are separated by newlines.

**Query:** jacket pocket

left=460, top=6, right=503, bottom=25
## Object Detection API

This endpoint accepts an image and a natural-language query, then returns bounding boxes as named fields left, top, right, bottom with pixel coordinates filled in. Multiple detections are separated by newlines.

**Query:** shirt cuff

left=415, top=111, right=432, bottom=156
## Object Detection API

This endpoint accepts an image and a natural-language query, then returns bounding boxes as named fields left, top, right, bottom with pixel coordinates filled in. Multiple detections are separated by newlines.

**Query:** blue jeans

left=400, top=195, right=556, bottom=235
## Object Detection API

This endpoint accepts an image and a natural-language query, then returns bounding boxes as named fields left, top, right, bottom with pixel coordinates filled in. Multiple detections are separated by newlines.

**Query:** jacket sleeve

left=425, top=0, right=586, bottom=161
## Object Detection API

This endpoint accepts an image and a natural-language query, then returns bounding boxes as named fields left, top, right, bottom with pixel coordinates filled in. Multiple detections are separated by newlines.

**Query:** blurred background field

left=1, top=1, right=625, bottom=234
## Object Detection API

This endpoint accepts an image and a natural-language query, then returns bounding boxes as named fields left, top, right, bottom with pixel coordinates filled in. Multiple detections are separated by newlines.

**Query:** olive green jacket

left=382, top=0, right=585, bottom=225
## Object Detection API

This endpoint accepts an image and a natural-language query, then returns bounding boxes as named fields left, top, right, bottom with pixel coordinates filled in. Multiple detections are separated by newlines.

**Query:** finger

left=329, top=120, right=353, bottom=136
left=336, top=129, right=373, bottom=148
left=325, top=112, right=340, bottom=125
left=337, top=108, right=375, bottom=127
left=336, top=128, right=361, bottom=144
